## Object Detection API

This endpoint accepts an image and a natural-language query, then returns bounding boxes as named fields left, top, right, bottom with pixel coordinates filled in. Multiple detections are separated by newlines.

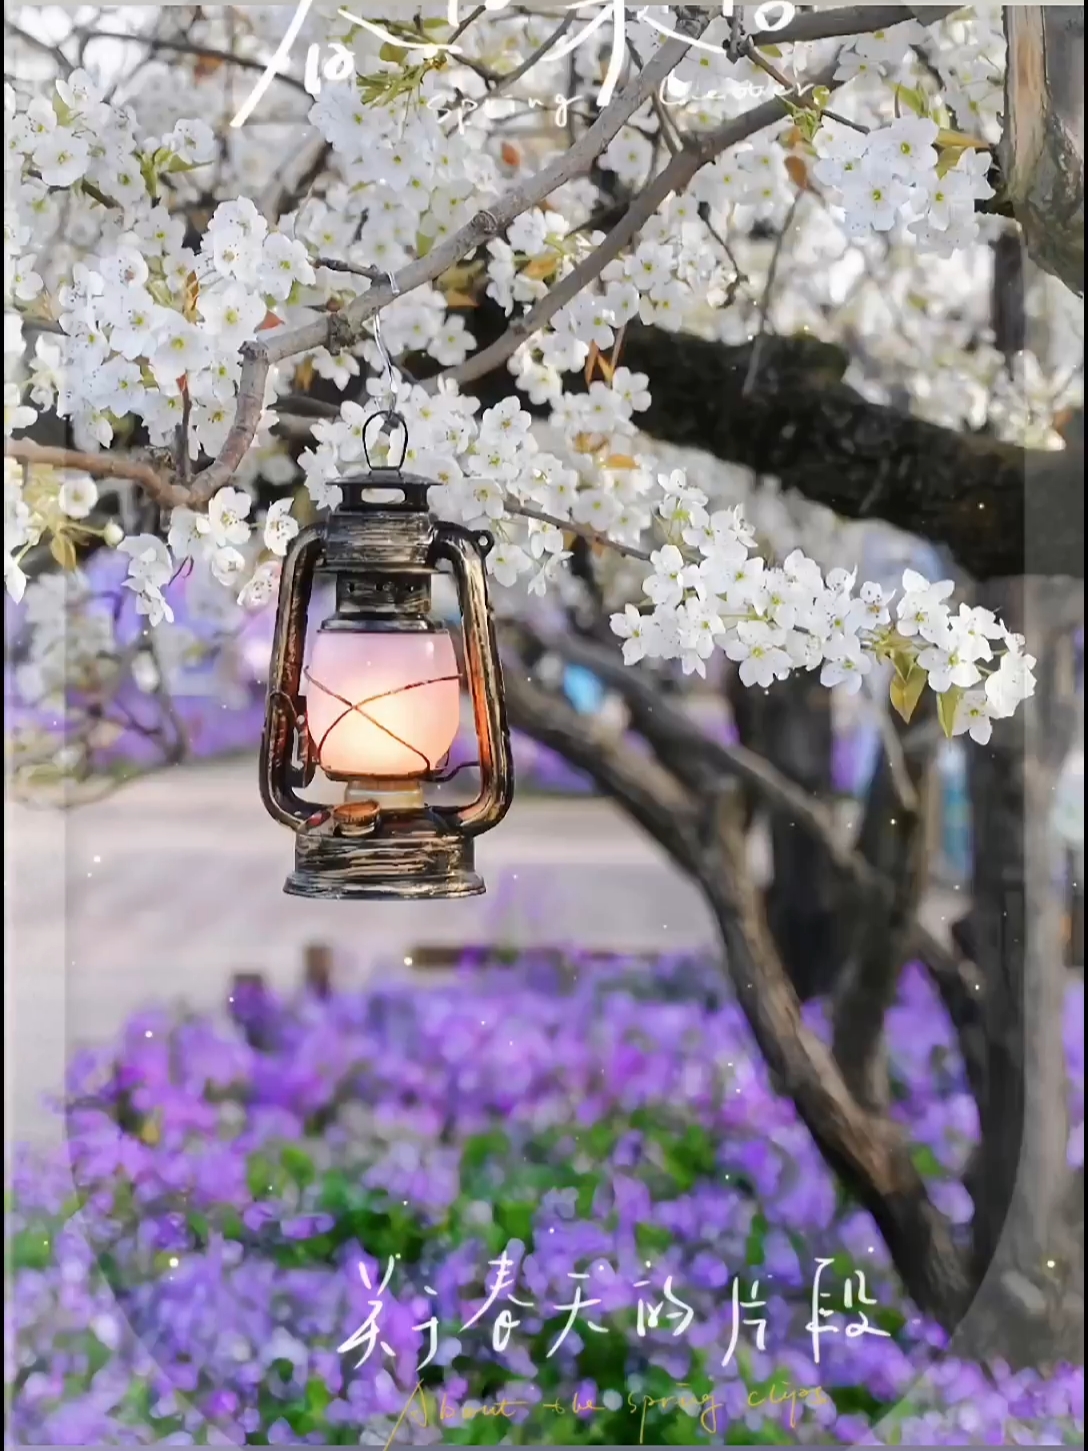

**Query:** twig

left=447, top=3, right=487, bottom=47
left=314, top=257, right=384, bottom=280
left=257, top=135, right=329, bottom=223
left=190, top=17, right=711, bottom=504
left=4, top=20, right=73, bottom=75
left=872, top=696, right=921, bottom=813
left=651, top=89, right=684, bottom=156
left=509, top=503, right=652, bottom=562
left=5, top=441, right=188, bottom=508
left=701, top=213, right=750, bottom=303
left=175, top=390, right=192, bottom=485
left=741, top=38, right=870, bottom=135
left=492, top=12, right=575, bottom=93
left=742, top=191, right=802, bottom=398
left=81, top=30, right=311, bottom=94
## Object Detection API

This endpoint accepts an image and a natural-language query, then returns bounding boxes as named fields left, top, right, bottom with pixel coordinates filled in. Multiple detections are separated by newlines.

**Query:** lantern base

left=284, top=819, right=485, bottom=901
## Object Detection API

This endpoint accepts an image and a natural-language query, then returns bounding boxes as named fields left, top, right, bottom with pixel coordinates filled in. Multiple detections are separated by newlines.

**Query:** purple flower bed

left=7, top=953, right=1083, bottom=1445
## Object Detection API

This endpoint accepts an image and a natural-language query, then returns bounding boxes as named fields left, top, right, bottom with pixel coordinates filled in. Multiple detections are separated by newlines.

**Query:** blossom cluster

left=813, top=116, right=996, bottom=256
left=7, top=951, right=1084, bottom=1444
left=610, top=468, right=1036, bottom=741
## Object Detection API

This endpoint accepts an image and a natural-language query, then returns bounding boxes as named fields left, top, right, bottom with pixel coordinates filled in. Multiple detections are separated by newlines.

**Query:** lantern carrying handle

left=361, top=408, right=409, bottom=472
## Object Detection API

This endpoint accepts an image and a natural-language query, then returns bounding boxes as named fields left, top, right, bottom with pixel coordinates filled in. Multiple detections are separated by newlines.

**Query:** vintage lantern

left=259, top=412, right=513, bottom=900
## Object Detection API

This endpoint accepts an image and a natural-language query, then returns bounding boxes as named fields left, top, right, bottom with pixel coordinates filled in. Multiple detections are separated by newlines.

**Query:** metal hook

left=362, top=409, right=409, bottom=472
left=370, top=269, right=402, bottom=410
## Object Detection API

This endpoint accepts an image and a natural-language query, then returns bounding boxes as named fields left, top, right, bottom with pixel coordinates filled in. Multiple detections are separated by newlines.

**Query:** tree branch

left=699, top=792, right=973, bottom=1327
left=190, top=16, right=711, bottom=503
left=610, top=328, right=1083, bottom=582
left=515, top=624, right=892, bottom=899
left=750, top=3, right=958, bottom=47
left=500, top=660, right=701, bottom=867
left=831, top=718, right=928, bottom=1111
left=440, top=59, right=845, bottom=392
left=83, top=31, right=312, bottom=94
left=4, top=441, right=188, bottom=508
left=508, top=503, right=651, bottom=561
left=503, top=623, right=975, bottom=1325
left=1000, top=7, right=1084, bottom=296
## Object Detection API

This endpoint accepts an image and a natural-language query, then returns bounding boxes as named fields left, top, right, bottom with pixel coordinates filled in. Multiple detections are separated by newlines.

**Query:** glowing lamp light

left=259, top=415, right=513, bottom=900
left=304, top=629, right=461, bottom=780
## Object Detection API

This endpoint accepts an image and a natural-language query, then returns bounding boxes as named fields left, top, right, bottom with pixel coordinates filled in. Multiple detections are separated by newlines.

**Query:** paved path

left=5, top=760, right=966, bottom=1146
left=5, top=763, right=715, bottom=1144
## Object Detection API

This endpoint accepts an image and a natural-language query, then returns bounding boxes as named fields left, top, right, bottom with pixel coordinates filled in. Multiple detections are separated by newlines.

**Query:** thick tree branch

left=699, top=794, right=973, bottom=1327
left=500, top=661, right=701, bottom=867
left=912, top=923, right=989, bottom=1115
left=831, top=719, right=928, bottom=1112
left=612, top=329, right=1083, bottom=582
left=751, top=4, right=957, bottom=47
left=516, top=625, right=994, bottom=1104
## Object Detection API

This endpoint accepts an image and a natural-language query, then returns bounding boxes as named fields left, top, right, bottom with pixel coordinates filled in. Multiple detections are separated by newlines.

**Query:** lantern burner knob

left=331, top=800, right=381, bottom=835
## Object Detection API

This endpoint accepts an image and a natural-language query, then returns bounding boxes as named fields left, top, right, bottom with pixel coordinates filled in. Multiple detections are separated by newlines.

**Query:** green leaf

left=246, top=1151, right=280, bottom=1200
left=911, top=1143, right=945, bottom=1178
left=757, top=43, right=782, bottom=57
left=894, top=83, right=928, bottom=118
left=936, top=686, right=963, bottom=739
left=811, top=85, right=831, bottom=110
left=745, top=1210, right=768, bottom=1267
left=281, top=1144, right=316, bottom=1187
left=494, top=1198, right=534, bottom=1245
left=10, top=1227, right=52, bottom=1270
left=186, top=1210, right=210, bottom=1247
left=636, top=1222, right=674, bottom=1257
left=147, top=279, right=174, bottom=308
left=660, top=1123, right=717, bottom=1191
left=936, top=145, right=965, bottom=178
left=50, top=534, right=78, bottom=571
left=138, top=154, right=159, bottom=197
left=890, top=664, right=927, bottom=724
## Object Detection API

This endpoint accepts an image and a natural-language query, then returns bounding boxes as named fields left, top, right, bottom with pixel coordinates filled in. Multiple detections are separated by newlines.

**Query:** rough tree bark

left=726, top=668, right=846, bottom=1002
left=830, top=712, right=928, bottom=1116
left=1001, top=7, right=1084, bottom=297
left=464, top=325, right=1083, bottom=581
left=951, top=579, right=1084, bottom=1364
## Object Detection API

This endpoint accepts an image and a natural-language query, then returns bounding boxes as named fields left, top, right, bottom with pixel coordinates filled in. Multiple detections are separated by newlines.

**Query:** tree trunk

left=726, top=668, right=846, bottom=1001
left=952, top=578, right=1084, bottom=1364
left=1001, top=7, right=1084, bottom=296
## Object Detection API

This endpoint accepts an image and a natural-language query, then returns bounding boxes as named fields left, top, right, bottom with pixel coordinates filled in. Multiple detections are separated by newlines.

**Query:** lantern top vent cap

left=335, top=471, right=444, bottom=515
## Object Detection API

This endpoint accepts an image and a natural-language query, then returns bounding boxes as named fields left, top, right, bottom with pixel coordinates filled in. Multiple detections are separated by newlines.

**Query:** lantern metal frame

left=259, top=445, right=514, bottom=902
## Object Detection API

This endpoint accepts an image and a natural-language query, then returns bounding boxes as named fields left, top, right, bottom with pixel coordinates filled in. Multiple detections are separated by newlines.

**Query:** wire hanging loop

left=369, top=267, right=401, bottom=410
left=362, top=408, right=409, bottom=473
